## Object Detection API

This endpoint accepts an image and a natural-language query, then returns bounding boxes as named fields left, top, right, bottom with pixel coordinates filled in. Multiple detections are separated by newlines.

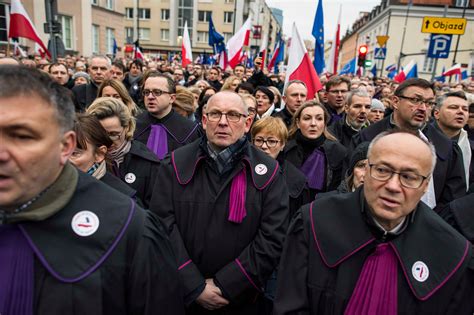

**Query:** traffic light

left=357, top=45, right=368, bottom=67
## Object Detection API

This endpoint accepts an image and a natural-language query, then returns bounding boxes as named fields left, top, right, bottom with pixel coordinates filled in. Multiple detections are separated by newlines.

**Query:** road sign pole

left=451, top=4, right=468, bottom=83
left=397, top=1, right=412, bottom=72
left=431, top=6, right=447, bottom=82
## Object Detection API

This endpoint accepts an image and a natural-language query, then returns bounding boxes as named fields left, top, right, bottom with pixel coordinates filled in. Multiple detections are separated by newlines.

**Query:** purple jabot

left=228, top=168, right=247, bottom=224
left=0, top=225, right=34, bottom=315
left=345, top=243, right=398, bottom=315
left=147, top=124, right=169, bottom=159
left=300, top=149, right=326, bottom=190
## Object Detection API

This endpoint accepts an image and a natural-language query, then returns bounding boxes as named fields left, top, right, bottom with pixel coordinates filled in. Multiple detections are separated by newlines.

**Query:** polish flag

left=182, top=21, right=193, bottom=67
left=268, top=40, right=281, bottom=71
left=8, top=0, right=51, bottom=58
left=326, top=5, right=341, bottom=74
left=284, top=23, right=322, bottom=100
left=35, top=43, right=46, bottom=59
left=226, top=17, right=251, bottom=69
left=259, top=31, right=268, bottom=70
left=394, top=60, right=418, bottom=83
left=134, top=45, right=144, bottom=60
left=442, top=63, right=462, bottom=77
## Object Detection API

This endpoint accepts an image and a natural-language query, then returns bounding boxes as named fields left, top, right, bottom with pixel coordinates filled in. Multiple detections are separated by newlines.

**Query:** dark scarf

left=206, top=137, right=248, bottom=175
left=296, top=130, right=327, bottom=190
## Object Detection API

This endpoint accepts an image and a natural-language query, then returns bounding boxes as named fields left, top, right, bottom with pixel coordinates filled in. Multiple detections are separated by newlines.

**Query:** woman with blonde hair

left=285, top=100, right=347, bottom=198
left=87, top=97, right=159, bottom=208
left=173, top=86, right=196, bottom=119
left=97, top=78, right=141, bottom=116
left=221, top=75, right=242, bottom=91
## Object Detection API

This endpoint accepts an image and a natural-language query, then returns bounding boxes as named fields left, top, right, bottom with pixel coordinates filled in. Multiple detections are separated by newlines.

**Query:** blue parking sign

left=427, top=34, right=452, bottom=59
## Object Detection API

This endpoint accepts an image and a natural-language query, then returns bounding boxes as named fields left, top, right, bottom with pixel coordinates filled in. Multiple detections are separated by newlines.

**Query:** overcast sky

left=266, top=0, right=381, bottom=42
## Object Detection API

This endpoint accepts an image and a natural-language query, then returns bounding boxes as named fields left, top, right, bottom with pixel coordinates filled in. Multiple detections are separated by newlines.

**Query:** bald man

left=150, top=91, right=289, bottom=314
left=275, top=130, right=474, bottom=314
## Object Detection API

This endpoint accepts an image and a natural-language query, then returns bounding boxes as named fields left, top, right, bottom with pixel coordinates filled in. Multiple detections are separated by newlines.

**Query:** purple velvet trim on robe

left=299, top=149, right=326, bottom=190
left=0, top=225, right=34, bottom=315
left=147, top=124, right=169, bottom=159
left=228, top=168, right=247, bottom=223
left=344, top=243, right=398, bottom=315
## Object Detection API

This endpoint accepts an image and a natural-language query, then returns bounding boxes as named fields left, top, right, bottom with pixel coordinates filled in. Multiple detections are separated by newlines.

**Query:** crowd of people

left=1, top=52, right=474, bottom=314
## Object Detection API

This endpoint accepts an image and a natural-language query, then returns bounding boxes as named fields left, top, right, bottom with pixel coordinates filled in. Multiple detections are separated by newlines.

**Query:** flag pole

left=397, top=0, right=412, bottom=72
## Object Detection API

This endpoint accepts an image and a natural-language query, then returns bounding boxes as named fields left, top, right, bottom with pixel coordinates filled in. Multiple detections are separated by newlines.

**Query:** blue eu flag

left=312, top=0, right=325, bottom=74
left=209, top=15, right=225, bottom=54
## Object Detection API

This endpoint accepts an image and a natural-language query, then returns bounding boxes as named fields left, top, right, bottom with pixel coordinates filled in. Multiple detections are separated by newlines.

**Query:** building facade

left=0, top=0, right=125, bottom=57
left=339, top=0, right=474, bottom=79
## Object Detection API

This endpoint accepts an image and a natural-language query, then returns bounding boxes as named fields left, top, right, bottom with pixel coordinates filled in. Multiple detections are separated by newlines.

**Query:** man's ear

left=60, top=131, right=76, bottom=165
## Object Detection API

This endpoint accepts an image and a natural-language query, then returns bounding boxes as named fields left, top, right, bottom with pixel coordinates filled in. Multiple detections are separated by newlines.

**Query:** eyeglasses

left=328, top=89, right=349, bottom=95
left=398, top=95, right=436, bottom=107
left=368, top=163, right=428, bottom=189
left=108, top=129, right=124, bottom=141
left=142, top=89, right=171, bottom=97
left=206, top=111, right=248, bottom=122
left=253, top=137, right=281, bottom=148
left=248, top=108, right=257, bottom=115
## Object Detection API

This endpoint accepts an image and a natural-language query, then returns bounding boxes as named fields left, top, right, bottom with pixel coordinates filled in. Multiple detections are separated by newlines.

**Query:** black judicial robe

left=134, top=109, right=202, bottom=156
left=112, top=140, right=159, bottom=209
left=273, top=189, right=474, bottom=315
left=150, top=139, right=289, bottom=314
left=350, top=117, right=467, bottom=213
left=284, top=138, right=347, bottom=199
left=20, top=172, right=184, bottom=315
left=279, top=158, right=311, bottom=219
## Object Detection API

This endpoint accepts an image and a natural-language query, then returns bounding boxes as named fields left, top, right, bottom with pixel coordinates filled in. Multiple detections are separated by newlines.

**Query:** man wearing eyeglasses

left=324, top=76, right=351, bottom=125
left=150, top=91, right=289, bottom=314
left=351, top=78, right=466, bottom=215
left=134, top=72, right=202, bottom=159
left=274, top=130, right=474, bottom=314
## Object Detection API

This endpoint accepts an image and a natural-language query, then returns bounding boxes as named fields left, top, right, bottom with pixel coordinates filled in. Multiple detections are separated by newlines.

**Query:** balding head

left=0, top=57, right=19, bottom=65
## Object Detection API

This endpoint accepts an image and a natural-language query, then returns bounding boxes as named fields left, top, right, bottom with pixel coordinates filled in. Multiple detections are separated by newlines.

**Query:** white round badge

left=124, top=173, right=136, bottom=184
left=255, top=164, right=268, bottom=176
left=71, top=211, right=100, bottom=237
left=412, top=261, right=429, bottom=282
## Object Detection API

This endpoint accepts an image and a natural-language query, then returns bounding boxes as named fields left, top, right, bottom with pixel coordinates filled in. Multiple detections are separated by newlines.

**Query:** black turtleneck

left=295, top=130, right=326, bottom=161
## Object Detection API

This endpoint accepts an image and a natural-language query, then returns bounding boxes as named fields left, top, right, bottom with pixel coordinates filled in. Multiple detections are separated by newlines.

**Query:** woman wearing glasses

left=284, top=100, right=347, bottom=199
left=87, top=97, right=159, bottom=208
left=69, top=113, right=143, bottom=206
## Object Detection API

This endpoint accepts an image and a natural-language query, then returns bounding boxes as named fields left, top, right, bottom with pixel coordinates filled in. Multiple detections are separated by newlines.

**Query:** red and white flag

left=259, top=31, right=268, bottom=70
left=442, top=63, right=462, bottom=77
left=268, top=40, right=281, bottom=71
left=284, top=23, right=322, bottom=100
left=9, top=0, right=50, bottom=58
left=13, top=41, right=27, bottom=57
left=133, top=42, right=144, bottom=60
left=226, top=17, right=251, bottom=69
left=326, top=5, right=341, bottom=74
left=182, top=21, right=193, bottom=67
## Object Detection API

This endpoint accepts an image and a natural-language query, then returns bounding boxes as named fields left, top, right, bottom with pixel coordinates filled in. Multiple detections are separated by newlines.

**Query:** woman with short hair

left=87, top=97, right=159, bottom=208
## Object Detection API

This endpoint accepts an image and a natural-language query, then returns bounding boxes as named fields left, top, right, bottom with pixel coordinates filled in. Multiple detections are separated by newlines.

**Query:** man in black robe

left=134, top=72, right=202, bottom=159
left=350, top=78, right=466, bottom=214
left=0, top=66, right=184, bottom=315
left=274, top=130, right=474, bottom=314
left=150, top=91, right=289, bottom=314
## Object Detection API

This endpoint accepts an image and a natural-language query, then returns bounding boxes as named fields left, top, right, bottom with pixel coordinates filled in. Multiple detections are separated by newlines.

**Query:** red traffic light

left=359, top=45, right=368, bottom=54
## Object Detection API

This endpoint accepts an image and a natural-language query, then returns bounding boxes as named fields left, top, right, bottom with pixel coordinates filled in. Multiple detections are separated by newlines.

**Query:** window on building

left=125, top=27, right=134, bottom=43
left=91, top=0, right=98, bottom=5
left=60, top=15, right=73, bottom=50
left=125, top=8, right=134, bottom=19
left=197, top=31, right=209, bottom=43
left=455, top=0, right=468, bottom=7
left=198, top=11, right=212, bottom=22
left=161, top=29, right=170, bottom=41
left=139, top=28, right=150, bottom=40
left=161, top=9, right=170, bottom=21
left=423, top=54, right=435, bottom=72
left=225, top=0, right=234, bottom=3
left=224, top=32, right=232, bottom=42
left=0, top=4, right=8, bottom=42
left=138, top=8, right=151, bottom=20
left=92, top=24, right=99, bottom=53
left=106, top=0, right=114, bottom=10
left=224, top=12, right=233, bottom=24
left=106, top=28, right=114, bottom=54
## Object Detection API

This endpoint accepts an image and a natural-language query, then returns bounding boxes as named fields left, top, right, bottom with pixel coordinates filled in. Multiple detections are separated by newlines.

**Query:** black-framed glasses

left=253, top=137, right=281, bottom=148
left=368, top=163, right=428, bottom=189
left=206, top=111, right=247, bottom=122
left=248, top=108, right=257, bottom=115
left=398, top=95, right=436, bottom=107
left=142, top=89, right=171, bottom=97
